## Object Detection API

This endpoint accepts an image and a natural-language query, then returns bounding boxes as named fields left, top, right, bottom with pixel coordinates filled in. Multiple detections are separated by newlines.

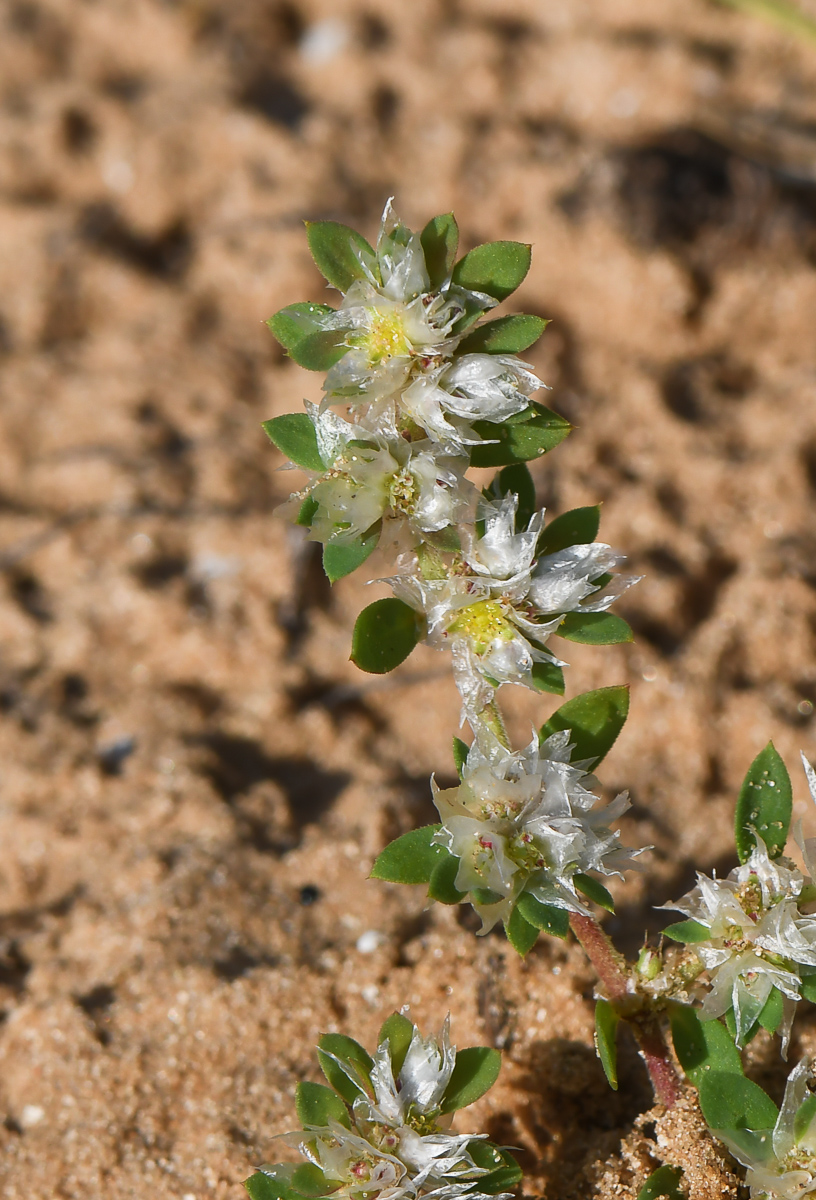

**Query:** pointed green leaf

left=440, top=1046, right=501, bottom=1112
left=378, top=1012, right=414, bottom=1076
left=288, top=330, right=349, bottom=372
left=539, top=686, right=630, bottom=767
left=452, top=241, right=532, bottom=302
left=291, top=1165, right=331, bottom=1198
left=467, top=1142, right=523, bottom=1193
left=669, top=1007, right=743, bottom=1088
left=323, top=525, right=380, bottom=583
left=371, top=825, right=444, bottom=884
left=245, top=1172, right=300, bottom=1200
left=637, top=1166, right=684, bottom=1200
left=487, top=463, right=536, bottom=531
left=594, top=998, right=619, bottom=1090
left=538, top=506, right=601, bottom=556
left=421, top=213, right=459, bottom=288
left=574, top=873, right=615, bottom=913
left=530, top=659, right=565, bottom=695
left=800, top=973, right=816, bottom=1003
left=351, top=598, right=422, bottom=674
left=794, top=1094, right=816, bottom=1144
left=297, top=496, right=319, bottom=528
left=317, top=1034, right=373, bottom=1103
left=457, top=314, right=549, bottom=356
left=267, top=302, right=335, bottom=352
left=663, top=919, right=711, bottom=944
left=263, top=414, right=324, bottom=471
left=698, top=1072, right=778, bottom=1135
left=504, top=905, right=539, bottom=956
left=306, top=221, right=376, bottom=291
left=735, top=741, right=793, bottom=863
left=295, top=1081, right=350, bottom=1130
left=428, top=851, right=466, bottom=905
left=557, top=611, right=634, bottom=645
left=470, top=403, right=571, bottom=467
left=516, top=893, right=570, bottom=939
left=453, top=736, right=470, bottom=780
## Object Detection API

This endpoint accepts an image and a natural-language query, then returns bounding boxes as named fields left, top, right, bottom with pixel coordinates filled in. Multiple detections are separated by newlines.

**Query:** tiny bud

left=636, top=947, right=661, bottom=981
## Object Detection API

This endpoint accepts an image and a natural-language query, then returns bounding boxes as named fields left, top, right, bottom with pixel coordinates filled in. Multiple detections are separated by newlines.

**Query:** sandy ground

left=2, top=0, right=816, bottom=1196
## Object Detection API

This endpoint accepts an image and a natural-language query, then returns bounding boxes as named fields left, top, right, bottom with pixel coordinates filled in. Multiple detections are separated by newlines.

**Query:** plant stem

left=569, top=912, right=681, bottom=1108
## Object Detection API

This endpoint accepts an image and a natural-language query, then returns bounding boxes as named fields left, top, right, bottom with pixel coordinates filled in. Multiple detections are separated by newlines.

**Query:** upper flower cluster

left=246, top=1016, right=519, bottom=1200
left=431, top=729, right=642, bottom=934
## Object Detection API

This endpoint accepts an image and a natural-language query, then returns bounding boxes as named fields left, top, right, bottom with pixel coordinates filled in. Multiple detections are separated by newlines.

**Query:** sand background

left=2, top=0, right=816, bottom=1195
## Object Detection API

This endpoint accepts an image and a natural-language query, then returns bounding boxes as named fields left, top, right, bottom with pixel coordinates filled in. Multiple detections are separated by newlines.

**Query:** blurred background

left=2, top=0, right=816, bottom=1196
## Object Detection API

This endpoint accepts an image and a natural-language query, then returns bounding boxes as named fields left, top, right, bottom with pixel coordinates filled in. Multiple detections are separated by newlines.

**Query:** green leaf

left=516, top=893, right=570, bottom=939
left=669, top=1007, right=743, bottom=1088
left=794, top=1094, right=816, bottom=1144
left=297, top=495, right=319, bottom=528
left=574, top=873, right=615, bottom=913
left=504, top=905, right=539, bottom=956
left=557, top=611, right=634, bottom=645
left=636, top=1166, right=684, bottom=1200
left=440, top=1046, right=502, bottom=1113
left=487, top=463, right=536, bottom=531
left=451, top=241, right=532, bottom=302
left=759, top=986, right=785, bottom=1033
left=470, top=403, right=571, bottom=468
left=295, top=1081, right=350, bottom=1130
left=421, top=213, right=459, bottom=288
left=663, top=919, right=711, bottom=944
left=472, top=887, right=503, bottom=905
left=594, top=998, right=619, bottom=1090
left=467, top=1143, right=523, bottom=1193
left=317, top=1034, right=374, bottom=1104
left=538, top=506, right=601, bottom=556
left=262, top=414, right=324, bottom=472
left=351, top=598, right=422, bottom=675
left=800, top=973, right=816, bottom=1003
left=453, top=736, right=470, bottom=780
left=698, top=1071, right=778, bottom=1136
left=306, top=221, right=376, bottom=291
left=288, top=330, right=349, bottom=372
left=539, top=685, right=630, bottom=767
left=457, top=314, right=549, bottom=356
left=267, top=302, right=335, bottom=352
left=245, top=1172, right=300, bottom=1200
left=428, top=852, right=466, bottom=905
left=323, top=525, right=380, bottom=583
left=735, top=741, right=793, bottom=863
left=291, top=1165, right=331, bottom=1198
left=530, top=659, right=565, bottom=695
left=371, top=825, right=444, bottom=884
left=378, top=1012, right=414, bottom=1076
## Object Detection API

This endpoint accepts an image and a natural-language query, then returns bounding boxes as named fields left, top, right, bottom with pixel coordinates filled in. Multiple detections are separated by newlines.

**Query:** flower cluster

left=246, top=1016, right=519, bottom=1200
left=666, top=755, right=816, bottom=1051
left=431, top=729, right=643, bottom=933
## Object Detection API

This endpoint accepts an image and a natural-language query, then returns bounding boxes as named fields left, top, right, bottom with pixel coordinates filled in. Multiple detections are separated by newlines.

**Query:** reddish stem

left=568, top=911, right=681, bottom=1108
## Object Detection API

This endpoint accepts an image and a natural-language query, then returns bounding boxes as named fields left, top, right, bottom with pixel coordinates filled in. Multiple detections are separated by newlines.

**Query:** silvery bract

left=718, top=1059, right=816, bottom=1200
left=665, top=840, right=816, bottom=1049
left=258, top=1020, right=512, bottom=1200
left=431, top=730, right=643, bottom=932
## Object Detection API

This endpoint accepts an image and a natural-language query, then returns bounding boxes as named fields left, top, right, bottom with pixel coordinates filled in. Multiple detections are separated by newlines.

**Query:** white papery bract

left=718, top=1059, right=816, bottom=1200
left=430, top=730, right=641, bottom=932
left=291, top=404, right=474, bottom=546
left=260, top=1019, right=511, bottom=1200
left=388, top=496, right=636, bottom=721
left=665, top=841, right=816, bottom=1049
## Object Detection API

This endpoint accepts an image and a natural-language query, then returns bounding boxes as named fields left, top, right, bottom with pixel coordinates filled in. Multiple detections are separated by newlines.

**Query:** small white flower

left=665, top=841, right=816, bottom=1049
left=718, top=1059, right=816, bottom=1200
left=431, top=731, right=642, bottom=932
left=388, top=496, right=637, bottom=720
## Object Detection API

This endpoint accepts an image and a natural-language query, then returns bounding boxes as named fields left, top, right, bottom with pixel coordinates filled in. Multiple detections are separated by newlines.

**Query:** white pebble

left=20, top=1105, right=44, bottom=1128
left=356, top=930, right=384, bottom=954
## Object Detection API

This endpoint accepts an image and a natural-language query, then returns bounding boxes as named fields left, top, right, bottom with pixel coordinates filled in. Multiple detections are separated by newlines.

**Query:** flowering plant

left=252, top=203, right=816, bottom=1200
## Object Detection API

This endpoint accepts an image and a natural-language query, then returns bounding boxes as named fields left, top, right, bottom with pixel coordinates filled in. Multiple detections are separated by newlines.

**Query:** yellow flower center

left=363, top=307, right=411, bottom=365
left=447, top=600, right=515, bottom=655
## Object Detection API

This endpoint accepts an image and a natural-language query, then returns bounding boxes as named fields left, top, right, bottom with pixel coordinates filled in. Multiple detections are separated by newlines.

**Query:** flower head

left=431, top=730, right=643, bottom=932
